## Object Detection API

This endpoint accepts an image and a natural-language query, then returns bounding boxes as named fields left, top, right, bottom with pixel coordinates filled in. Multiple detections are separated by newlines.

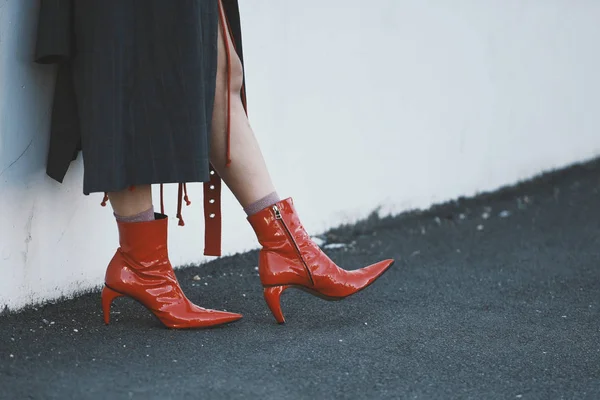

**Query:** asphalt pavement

left=1, top=159, right=599, bottom=399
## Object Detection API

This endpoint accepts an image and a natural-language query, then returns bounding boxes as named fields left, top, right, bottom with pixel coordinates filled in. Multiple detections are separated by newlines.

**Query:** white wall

left=2, top=0, right=600, bottom=311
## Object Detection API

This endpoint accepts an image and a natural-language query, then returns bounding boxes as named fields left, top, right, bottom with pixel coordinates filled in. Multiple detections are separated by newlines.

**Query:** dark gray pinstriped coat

left=35, top=0, right=246, bottom=194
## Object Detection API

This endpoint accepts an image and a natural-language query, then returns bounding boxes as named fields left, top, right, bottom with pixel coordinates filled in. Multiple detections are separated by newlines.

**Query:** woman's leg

left=108, top=185, right=153, bottom=219
left=211, top=11, right=394, bottom=325
left=209, top=13, right=277, bottom=209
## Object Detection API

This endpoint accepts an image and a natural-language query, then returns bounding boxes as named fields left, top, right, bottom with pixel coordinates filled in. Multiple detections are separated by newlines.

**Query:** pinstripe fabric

left=36, top=0, right=244, bottom=195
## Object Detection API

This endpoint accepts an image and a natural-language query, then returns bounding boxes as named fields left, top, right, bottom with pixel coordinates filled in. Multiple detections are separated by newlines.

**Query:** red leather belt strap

left=203, top=165, right=222, bottom=256
left=203, top=0, right=242, bottom=257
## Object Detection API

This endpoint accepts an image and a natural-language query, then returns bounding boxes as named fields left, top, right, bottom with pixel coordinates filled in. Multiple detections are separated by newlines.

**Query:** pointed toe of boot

left=362, top=259, right=395, bottom=283
left=326, top=258, right=395, bottom=298
left=209, top=310, right=244, bottom=326
left=165, top=308, right=243, bottom=329
left=349, top=258, right=394, bottom=290
left=190, top=304, right=243, bottom=325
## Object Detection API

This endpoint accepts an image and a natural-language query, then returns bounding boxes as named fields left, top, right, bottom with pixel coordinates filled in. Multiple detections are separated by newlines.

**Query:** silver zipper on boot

left=273, top=205, right=314, bottom=286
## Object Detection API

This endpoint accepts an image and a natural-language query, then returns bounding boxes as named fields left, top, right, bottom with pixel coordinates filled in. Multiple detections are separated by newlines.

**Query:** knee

left=229, top=53, right=244, bottom=94
left=218, top=50, right=244, bottom=94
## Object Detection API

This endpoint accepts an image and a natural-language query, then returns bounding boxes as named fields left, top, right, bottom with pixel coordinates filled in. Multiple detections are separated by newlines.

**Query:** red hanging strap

left=203, top=166, right=222, bottom=256
left=176, top=183, right=185, bottom=226
left=183, top=183, right=191, bottom=205
left=218, top=0, right=233, bottom=167
left=202, top=0, right=248, bottom=256
left=100, top=192, right=109, bottom=207
left=203, top=0, right=230, bottom=256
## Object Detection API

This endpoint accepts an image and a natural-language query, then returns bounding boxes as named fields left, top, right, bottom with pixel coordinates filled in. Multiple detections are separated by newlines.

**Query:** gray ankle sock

left=243, top=192, right=281, bottom=216
left=114, top=206, right=155, bottom=223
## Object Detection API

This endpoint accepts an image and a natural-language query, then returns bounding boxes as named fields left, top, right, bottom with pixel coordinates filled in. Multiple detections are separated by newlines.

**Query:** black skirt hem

left=82, top=158, right=211, bottom=195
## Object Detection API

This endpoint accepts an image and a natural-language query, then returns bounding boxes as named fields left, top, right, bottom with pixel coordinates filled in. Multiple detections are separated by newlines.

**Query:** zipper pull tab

left=273, top=205, right=282, bottom=219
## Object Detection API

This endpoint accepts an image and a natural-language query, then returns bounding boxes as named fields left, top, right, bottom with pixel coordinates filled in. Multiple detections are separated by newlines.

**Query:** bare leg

left=210, top=11, right=276, bottom=208
left=108, top=185, right=153, bottom=217
left=208, top=5, right=394, bottom=326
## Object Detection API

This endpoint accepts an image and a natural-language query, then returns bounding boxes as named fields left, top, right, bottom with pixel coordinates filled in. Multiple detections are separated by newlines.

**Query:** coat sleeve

left=35, top=0, right=80, bottom=182
left=35, top=0, right=73, bottom=64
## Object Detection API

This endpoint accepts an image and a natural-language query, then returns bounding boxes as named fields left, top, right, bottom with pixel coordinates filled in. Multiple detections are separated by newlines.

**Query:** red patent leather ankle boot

left=102, top=214, right=242, bottom=329
left=248, top=198, right=394, bottom=324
